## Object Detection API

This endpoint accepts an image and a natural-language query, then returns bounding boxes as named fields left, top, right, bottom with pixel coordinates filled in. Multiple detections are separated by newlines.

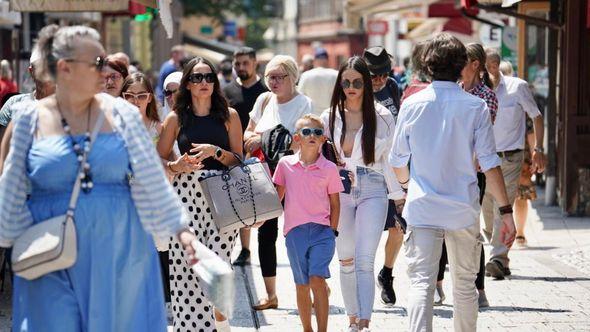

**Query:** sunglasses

left=299, top=127, right=324, bottom=137
left=122, top=92, right=151, bottom=102
left=188, top=73, right=216, bottom=84
left=164, top=88, right=178, bottom=97
left=341, top=78, right=364, bottom=89
left=65, top=56, right=107, bottom=72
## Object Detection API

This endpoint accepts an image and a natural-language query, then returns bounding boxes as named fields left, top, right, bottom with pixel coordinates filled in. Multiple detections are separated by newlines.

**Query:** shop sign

left=367, top=20, right=388, bottom=36
left=10, top=0, right=129, bottom=12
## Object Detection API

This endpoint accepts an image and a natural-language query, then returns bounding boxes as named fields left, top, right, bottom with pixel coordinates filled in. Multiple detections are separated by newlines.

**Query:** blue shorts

left=285, top=223, right=336, bottom=285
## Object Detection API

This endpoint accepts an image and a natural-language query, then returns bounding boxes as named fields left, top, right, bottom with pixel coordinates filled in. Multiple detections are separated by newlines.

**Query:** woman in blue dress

left=0, top=25, right=198, bottom=331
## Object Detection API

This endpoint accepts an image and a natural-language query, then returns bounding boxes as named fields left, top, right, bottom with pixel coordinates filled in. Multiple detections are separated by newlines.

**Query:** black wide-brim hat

left=363, top=46, right=392, bottom=75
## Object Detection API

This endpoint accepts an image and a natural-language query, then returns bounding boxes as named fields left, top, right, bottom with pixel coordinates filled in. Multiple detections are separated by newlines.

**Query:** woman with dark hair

left=434, top=42, right=499, bottom=308
left=121, top=72, right=161, bottom=141
left=157, top=57, right=243, bottom=332
left=320, top=56, right=395, bottom=332
left=0, top=24, right=197, bottom=331
left=104, top=58, right=129, bottom=97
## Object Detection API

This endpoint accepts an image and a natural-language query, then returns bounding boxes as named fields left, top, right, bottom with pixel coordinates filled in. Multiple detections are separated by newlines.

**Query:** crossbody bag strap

left=65, top=110, right=106, bottom=218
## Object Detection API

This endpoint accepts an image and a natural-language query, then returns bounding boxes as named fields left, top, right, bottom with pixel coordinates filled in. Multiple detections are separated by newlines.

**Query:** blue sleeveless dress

left=12, top=132, right=166, bottom=332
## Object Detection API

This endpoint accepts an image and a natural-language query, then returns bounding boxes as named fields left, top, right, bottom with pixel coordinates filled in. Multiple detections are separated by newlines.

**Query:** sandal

left=252, top=296, right=278, bottom=310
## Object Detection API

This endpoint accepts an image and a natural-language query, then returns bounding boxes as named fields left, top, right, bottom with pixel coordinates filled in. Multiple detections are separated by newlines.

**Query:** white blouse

left=321, top=103, right=404, bottom=200
left=249, top=92, right=313, bottom=134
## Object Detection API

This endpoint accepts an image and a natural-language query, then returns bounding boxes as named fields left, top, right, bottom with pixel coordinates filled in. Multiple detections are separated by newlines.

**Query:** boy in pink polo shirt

left=273, top=114, right=343, bottom=332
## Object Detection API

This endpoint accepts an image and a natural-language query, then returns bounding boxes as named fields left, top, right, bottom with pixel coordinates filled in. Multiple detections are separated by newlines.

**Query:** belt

left=497, top=149, right=522, bottom=158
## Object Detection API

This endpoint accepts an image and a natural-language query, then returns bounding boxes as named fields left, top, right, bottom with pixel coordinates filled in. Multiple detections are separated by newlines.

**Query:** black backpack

left=261, top=124, right=293, bottom=172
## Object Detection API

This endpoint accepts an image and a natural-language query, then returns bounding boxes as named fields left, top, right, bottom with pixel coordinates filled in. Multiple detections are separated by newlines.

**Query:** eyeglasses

left=105, top=72, right=122, bottom=82
left=341, top=78, right=364, bottom=89
left=188, top=73, right=216, bottom=84
left=298, top=127, right=324, bottom=137
left=266, top=74, right=289, bottom=83
left=64, top=56, right=106, bottom=72
left=122, top=92, right=151, bottom=102
left=164, top=88, right=178, bottom=97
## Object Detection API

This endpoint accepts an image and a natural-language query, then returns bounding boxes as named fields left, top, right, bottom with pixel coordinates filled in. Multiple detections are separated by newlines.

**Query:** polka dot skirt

left=169, top=170, right=238, bottom=332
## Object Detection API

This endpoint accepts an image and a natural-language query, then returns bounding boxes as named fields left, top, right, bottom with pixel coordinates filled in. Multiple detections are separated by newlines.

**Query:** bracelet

left=398, top=178, right=410, bottom=185
left=401, top=187, right=408, bottom=194
left=499, top=204, right=513, bottom=215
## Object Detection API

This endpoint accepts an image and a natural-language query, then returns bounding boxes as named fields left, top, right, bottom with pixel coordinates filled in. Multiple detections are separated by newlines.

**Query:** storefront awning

left=0, top=0, right=20, bottom=26
left=9, top=0, right=157, bottom=12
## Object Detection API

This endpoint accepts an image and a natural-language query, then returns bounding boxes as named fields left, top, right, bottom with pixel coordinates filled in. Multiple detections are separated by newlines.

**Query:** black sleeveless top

left=177, top=112, right=230, bottom=170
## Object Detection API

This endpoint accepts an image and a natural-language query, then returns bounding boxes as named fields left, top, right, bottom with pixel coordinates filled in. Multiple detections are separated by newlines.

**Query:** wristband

left=499, top=204, right=513, bottom=215
left=398, top=178, right=410, bottom=185
left=333, top=229, right=339, bottom=237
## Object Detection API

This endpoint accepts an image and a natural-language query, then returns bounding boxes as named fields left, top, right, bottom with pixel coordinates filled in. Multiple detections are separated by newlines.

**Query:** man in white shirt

left=482, top=49, right=546, bottom=280
left=390, top=33, right=516, bottom=332
left=297, top=47, right=338, bottom=115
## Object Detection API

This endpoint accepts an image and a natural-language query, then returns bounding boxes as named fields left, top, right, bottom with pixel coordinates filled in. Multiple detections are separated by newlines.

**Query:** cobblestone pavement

left=1, top=190, right=590, bottom=332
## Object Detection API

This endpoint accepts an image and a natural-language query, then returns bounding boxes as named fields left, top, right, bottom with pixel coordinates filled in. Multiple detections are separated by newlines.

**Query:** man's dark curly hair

left=422, top=33, right=467, bottom=82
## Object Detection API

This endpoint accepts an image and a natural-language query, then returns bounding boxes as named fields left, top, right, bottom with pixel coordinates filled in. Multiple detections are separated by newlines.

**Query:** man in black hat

left=363, top=46, right=404, bottom=307
left=364, top=46, right=402, bottom=121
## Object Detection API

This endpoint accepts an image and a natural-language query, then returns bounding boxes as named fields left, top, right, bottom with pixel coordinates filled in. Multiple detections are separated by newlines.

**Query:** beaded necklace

left=56, top=100, right=94, bottom=193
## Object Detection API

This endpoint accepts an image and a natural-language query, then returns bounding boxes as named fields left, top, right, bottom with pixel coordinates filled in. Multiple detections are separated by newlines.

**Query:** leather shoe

left=252, top=296, right=278, bottom=310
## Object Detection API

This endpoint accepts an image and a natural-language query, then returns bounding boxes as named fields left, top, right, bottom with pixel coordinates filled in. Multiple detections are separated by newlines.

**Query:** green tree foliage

left=179, top=0, right=273, bottom=50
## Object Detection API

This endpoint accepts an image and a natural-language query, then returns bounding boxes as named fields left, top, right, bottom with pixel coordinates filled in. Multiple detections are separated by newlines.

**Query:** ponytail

left=34, top=24, right=59, bottom=82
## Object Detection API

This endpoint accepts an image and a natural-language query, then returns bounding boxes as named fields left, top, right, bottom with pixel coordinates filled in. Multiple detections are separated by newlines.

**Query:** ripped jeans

left=336, top=167, right=388, bottom=320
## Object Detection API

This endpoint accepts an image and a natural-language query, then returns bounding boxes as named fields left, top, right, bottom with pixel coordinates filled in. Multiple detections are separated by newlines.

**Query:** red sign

left=367, top=20, right=389, bottom=36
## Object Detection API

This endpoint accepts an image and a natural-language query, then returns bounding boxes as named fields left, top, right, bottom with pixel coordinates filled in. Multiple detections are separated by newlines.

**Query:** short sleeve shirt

left=273, top=153, right=343, bottom=236
left=249, top=92, right=313, bottom=134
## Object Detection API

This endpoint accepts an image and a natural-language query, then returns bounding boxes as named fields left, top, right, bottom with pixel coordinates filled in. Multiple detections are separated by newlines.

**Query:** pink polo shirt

left=273, top=153, right=344, bottom=236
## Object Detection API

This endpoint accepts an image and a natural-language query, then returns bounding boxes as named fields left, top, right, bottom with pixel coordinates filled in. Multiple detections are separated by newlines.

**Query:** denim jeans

left=405, top=223, right=482, bottom=332
left=336, top=167, right=388, bottom=320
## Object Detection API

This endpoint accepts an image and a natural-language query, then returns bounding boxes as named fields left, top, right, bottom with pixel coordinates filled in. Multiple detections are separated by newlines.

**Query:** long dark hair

left=174, top=57, right=229, bottom=128
left=329, top=56, right=377, bottom=165
left=121, top=72, right=159, bottom=123
left=465, top=43, right=493, bottom=89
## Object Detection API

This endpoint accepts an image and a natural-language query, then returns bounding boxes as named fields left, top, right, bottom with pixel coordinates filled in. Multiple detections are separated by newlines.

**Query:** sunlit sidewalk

left=226, top=188, right=590, bottom=331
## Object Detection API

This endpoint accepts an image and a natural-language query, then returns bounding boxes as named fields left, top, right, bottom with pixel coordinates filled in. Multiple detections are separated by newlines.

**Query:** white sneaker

left=215, top=319, right=231, bottom=332
left=360, top=328, right=371, bottom=332
left=346, top=324, right=359, bottom=332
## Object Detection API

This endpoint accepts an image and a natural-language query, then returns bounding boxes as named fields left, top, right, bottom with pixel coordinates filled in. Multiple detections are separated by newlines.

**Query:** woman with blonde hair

left=244, top=54, right=313, bottom=310
left=0, top=24, right=196, bottom=331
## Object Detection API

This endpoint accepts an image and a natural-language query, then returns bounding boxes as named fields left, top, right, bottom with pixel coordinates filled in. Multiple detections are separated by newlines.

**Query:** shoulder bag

left=199, top=155, right=283, bottom=234
left=11, top=110, right=105, bottom=280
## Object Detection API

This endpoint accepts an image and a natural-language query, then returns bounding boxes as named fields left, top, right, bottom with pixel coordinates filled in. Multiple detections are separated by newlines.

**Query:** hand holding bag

left=199, top=155, right=283, bottom=234
left=11, top=111, right=105, bottom=280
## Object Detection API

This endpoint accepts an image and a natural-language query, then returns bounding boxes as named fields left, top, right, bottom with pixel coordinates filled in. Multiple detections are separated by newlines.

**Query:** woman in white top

left=243, top=55, right=313, bottom=310
left=320, top=56, right=399, bottom=332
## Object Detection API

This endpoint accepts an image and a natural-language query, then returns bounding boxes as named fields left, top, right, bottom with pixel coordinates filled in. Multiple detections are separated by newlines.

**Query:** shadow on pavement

left=479, top=306, right=571, bottom=313
left=508, top=275, right=590, bottom=282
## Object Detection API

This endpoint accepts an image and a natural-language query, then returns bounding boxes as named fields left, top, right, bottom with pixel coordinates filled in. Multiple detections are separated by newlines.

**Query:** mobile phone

left=339, top=169, right=352, bottom=194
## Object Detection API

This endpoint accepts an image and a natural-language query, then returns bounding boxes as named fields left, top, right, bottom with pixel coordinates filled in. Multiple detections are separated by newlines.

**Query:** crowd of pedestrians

left=0, top=22, right=546, bottom=332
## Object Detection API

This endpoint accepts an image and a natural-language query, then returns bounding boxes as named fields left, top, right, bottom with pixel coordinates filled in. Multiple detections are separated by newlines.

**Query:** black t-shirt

left=374, top=77, right=401, bottom=121
left=223, top=79, right=268, bottom=132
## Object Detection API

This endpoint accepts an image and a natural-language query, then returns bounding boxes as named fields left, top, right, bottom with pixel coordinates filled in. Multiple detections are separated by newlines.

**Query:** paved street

left=1, top=189, right=589, bottom=331
left=226, top=189, right=590, bottom=332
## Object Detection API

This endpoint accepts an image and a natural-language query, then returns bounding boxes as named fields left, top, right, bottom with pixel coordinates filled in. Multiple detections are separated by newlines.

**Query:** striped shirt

left=0, top=93, right=188, bottom=247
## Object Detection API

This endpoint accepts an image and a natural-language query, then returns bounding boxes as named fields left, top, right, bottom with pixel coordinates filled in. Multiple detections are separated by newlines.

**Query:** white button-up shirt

left=389, top=81, right=501, bottom=230
left=493, top=74, right=541, bottom=152
left=321, top=103, right=405, bottom=200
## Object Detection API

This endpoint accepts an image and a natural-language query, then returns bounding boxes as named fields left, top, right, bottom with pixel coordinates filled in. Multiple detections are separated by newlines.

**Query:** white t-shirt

left=493, top=74, right=541, bottom=152
left=249, top=92, right=313, bottom=134
left=298, top=67, right=339, bottom=116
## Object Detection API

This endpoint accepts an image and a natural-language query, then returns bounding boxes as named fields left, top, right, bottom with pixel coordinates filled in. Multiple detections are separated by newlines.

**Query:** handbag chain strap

left=223, top=153, right=258, bottom=227
left=65, top=110, right=105, bottom=220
